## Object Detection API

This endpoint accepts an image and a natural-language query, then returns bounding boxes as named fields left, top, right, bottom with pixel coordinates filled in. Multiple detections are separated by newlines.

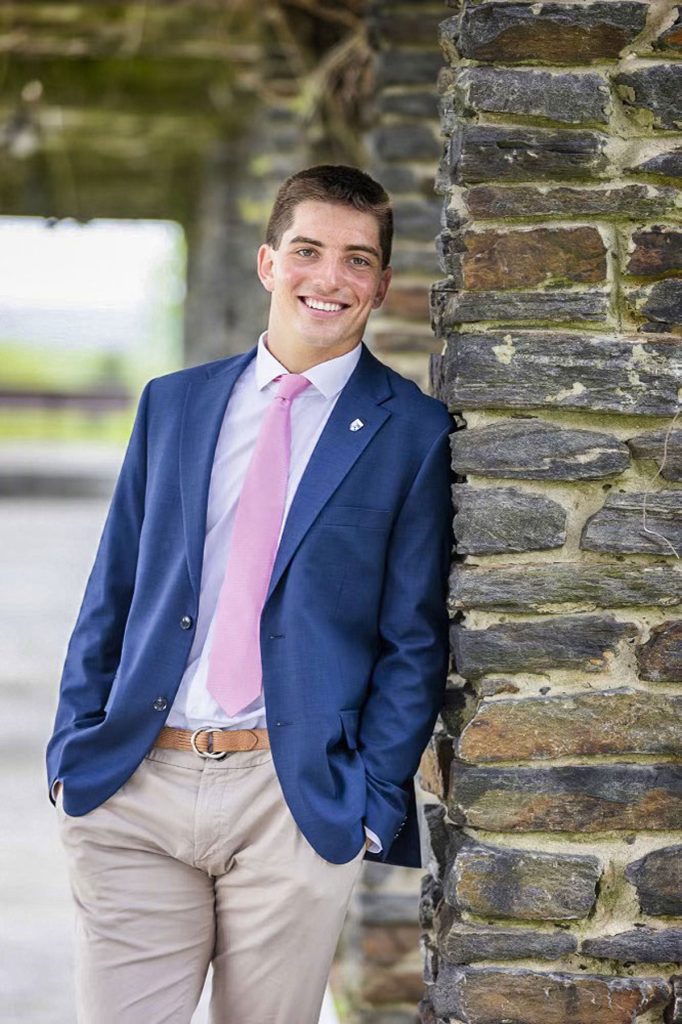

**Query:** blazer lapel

left=266, top=343, right=393, bottom=602
left=179, top=346, right=256, bottom=598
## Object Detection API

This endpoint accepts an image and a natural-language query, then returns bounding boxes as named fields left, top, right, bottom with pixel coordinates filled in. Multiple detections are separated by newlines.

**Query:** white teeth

left=303, top=298, right=344, bottom=312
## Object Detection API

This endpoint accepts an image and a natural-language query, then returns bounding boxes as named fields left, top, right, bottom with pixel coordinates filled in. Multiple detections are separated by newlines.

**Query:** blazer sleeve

left=46, top=381, right=151, bottom=774
left=358, top=420, right=452, bottom=855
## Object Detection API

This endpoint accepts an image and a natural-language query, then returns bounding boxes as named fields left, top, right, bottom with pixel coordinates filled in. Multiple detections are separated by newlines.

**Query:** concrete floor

left=0, top=491, right=339, bottom=1023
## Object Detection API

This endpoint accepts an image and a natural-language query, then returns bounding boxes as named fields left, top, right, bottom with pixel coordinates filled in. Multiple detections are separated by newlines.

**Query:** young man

left=47, top=165, right=452, bottom=1024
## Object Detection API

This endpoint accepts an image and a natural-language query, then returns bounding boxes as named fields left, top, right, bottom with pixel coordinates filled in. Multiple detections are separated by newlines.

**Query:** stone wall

left=421, top=2, right=682, bottom=1023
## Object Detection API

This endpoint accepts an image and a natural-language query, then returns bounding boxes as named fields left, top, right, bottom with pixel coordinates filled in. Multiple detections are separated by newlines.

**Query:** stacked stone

left=366, top=0, right=446, bottom=388
left=422, top=2, right=682, bottom=1023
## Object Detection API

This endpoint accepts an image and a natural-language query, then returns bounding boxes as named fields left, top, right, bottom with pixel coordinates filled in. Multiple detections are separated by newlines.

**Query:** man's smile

left=299, top=296, right=350, bottom=315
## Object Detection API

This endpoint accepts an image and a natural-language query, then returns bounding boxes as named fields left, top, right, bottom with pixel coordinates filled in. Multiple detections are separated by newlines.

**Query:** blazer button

left=153, top=697, right=168, bottom=711
left=180, top=615, right=193, bottom=630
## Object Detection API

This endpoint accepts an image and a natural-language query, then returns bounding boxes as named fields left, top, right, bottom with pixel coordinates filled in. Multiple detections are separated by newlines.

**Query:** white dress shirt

left=166, top=332, right=381, bottom=853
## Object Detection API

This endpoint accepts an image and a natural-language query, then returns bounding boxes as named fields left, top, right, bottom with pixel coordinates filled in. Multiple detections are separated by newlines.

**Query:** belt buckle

left=190, top=727, right=227, bottom=760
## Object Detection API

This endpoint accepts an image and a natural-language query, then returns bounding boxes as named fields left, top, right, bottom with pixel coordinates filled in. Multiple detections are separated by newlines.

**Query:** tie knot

left=275, top=373, right=310, bottom=402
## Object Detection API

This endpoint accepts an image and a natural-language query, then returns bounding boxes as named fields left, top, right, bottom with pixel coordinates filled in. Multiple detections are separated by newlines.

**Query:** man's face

left=257, top=199, right=392, bottom=365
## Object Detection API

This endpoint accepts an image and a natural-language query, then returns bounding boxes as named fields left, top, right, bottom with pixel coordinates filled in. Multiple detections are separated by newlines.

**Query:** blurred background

left=0, top=2, right=443, bottom=1021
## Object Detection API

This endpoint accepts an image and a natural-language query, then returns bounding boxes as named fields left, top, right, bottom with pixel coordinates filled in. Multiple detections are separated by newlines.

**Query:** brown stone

left=628, top=428, right=682, bottom=481
left=625, top=845, right=682, bottom=916
left=419, top=733, right=454, bottom=802
left=432, top=965, right=670, bottom=1024
left=655, top=7, right=682, bottom=52
left=445, top=839, right=601, bottom=920
left=448, top=3, right=649, bottom=64
left=360, top=964, right=424, bottom=1005
left=627, top=227, right=682, bottom=276
left=462, top=227, right=606, bottom=290
left=361, top=925, right=421, bottom=967
left=458, top=691, right=682, bottom=763
left=637, top=620, right=682, bottom=682
left=381, top=284, right=431, bottom=321
left=464, top=184, right=682, bottom=222
left=448, top=762, right=682, bottom=832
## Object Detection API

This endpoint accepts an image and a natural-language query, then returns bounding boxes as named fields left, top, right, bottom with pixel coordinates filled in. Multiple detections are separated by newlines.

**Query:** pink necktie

left=207, top=372, right=311, bottom=716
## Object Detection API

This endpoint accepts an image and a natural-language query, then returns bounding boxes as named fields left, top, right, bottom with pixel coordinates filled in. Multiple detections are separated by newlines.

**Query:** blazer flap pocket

left=339, top=708, right=360, bottom=749
left=318, top=505, right=392, bottom=530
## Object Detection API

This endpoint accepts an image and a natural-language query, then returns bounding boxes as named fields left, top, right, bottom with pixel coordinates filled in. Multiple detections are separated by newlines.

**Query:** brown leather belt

left=154, top=726, right=270, bottom=759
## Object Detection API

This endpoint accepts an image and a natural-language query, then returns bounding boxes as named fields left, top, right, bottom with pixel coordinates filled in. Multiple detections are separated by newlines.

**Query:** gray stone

left=628, top=428, right=682, bottom=481
left=448, top=762, right=682, bottom=832
left=451, top=484, right=567, bottom=554
left=438, top=920, right=578, bottom=964
left=581, top=490, right=682, bottom=556
left=629, top=147, right=682, bottom=180
left=451, top=67, right=609, bottom=125
left=457, top=691, right=682, bottom=762
left=432, top=964, right=670, bottom=1024
left=615, top=65, right=682, bottom=130
left=379, top=90, right=438, bottom=120
left=437, top=332, right=682, bottom=416
left=637, top=620, right=682, bottom=682
left=450, top=419, right=630, bottom=481
left=464, top=183, right=682, bottom=221
left=446, top=124, right=608, bottom=184
left=451, top=615, right=638, bottom=679
left=668, top=975, right=682, bottom=1024
left=377, top=50, right=443, bottom=88
left=450, top=561, right=682, bottom=612
left=434, top=284, right=609, bottom=325
left=582, top=928, right=682, bottom=964
left=625, top=845, right=682, bottom=916
left=358, top=892, right=419, bottom=926
left=393, top=199, right=441, bottom=243
left=634, top=279, right=682, bottom=331
left=447, top=2, right=649, bottom=64
left=370, top=9, right=445, bottom=48
left=444, top=839, right=601, bottom=920
left=374, top=123, right=441, bottom=163
left=419, top=870, right=444, bottom=932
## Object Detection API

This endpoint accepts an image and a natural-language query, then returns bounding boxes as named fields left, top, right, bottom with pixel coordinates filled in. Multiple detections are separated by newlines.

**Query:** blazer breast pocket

left=317, top=505, right=392, bottom=530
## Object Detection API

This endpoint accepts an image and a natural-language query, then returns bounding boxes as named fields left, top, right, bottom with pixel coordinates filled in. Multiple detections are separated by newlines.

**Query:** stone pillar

left=183, top=102, right=306, bottom=364
left=364, top=0, right=445, bottom=390
left=422, top=2, right=682, bottom=1023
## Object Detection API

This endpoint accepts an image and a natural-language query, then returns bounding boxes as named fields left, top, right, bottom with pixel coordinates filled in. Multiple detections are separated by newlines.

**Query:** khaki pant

left=56, top=746, right=365, bottom=1024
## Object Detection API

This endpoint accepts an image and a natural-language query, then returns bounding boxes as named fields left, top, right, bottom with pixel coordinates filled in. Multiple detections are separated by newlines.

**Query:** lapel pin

left=349, top=418, right=364, bottom=432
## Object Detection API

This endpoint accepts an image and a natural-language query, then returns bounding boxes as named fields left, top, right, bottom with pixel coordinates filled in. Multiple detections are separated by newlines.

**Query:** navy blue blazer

left=46, top=342, right=452, bottom=867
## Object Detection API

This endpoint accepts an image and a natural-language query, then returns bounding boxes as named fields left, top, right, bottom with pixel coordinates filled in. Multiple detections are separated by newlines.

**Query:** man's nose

left=311, top=257, right=345, bottom=293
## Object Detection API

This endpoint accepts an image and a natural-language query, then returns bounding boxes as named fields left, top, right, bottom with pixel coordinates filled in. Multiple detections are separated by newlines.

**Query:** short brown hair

left=265, top=164, right=393, bottom=269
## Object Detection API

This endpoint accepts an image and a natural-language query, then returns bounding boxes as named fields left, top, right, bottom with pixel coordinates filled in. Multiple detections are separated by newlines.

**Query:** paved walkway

left=0, top=486, right=338, bottom=1023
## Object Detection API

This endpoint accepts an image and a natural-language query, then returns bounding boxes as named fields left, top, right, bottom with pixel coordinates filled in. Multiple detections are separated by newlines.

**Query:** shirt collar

left=254, top=331, right=362, bottom=400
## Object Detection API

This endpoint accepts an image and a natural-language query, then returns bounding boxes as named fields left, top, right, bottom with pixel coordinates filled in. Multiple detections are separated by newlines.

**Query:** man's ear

left=372, top=266, right=393, bottom=309
left=257, top=243, right=275, bottom=292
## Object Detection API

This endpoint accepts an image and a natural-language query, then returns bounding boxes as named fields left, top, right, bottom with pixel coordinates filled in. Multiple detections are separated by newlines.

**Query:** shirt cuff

left=364, top=826, right=382, bottom=854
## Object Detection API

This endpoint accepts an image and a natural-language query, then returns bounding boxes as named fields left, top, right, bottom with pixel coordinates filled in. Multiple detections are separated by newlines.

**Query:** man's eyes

left=293, top=248, right=371, bottom=267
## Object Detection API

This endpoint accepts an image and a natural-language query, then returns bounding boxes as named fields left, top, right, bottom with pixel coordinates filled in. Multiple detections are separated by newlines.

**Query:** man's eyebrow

left=288, top=235, right=381, bottom=260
